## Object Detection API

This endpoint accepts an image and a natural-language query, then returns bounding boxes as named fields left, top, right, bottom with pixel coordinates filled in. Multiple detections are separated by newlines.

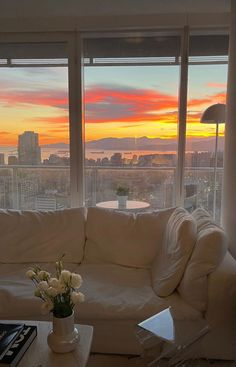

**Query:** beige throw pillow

left=178, top=208, right=228, bottom=312
left=152, top=207, right=197, bottom=297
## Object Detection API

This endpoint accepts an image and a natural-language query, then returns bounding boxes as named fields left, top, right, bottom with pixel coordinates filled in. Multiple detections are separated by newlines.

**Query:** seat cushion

left=0, top=207, right=86, bottom=263
left=77, top=263, right=201, bottom=321
left=84, top=207, right=175, bottom=268
left=178, top=208, right=228, bottom=312
left=0, top=263, right=201, bottom=356
left=152, top=207, right=197, bottom=297
left=77, top=263, right=168, bottom=320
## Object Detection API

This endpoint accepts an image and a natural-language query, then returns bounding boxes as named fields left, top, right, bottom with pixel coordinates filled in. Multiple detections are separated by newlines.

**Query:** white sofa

left=0, top=206, right=236, bottom=360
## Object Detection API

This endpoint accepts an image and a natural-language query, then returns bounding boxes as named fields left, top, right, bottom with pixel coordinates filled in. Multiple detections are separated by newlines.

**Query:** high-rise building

left=0, top=153, right=5, bottom=165
left=18, top=131, right=41, bottom=165
left=8, top=155, right=18, bottom=165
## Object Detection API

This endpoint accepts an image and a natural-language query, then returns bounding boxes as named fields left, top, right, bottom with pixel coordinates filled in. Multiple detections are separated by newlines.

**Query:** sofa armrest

left=203, top=251, right=236, bottom=358
left=206, top=251, right=236, bottom=322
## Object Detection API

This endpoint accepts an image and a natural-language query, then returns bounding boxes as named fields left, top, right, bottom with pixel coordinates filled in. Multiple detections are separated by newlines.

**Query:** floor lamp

left=200, top=103, right=226, bottom=219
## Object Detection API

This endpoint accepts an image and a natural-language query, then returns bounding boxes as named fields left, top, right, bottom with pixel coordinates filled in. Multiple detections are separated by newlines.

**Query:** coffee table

left=3, top=320, right=93, bottom=367
left=136, top=307, right=210, bottom=366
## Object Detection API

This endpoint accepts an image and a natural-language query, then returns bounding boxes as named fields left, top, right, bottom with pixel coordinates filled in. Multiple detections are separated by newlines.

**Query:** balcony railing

left=0, top=165, right=223, bottom=222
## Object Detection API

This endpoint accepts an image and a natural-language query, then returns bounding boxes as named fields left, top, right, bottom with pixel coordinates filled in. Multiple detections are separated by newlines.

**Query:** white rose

left=71, top=291, right=85, bottom=304
left=38, top=281, right=49, bottom=291
left=46, top=287, right=58, bottom=297
left=26, top=270, right=36, bottom=279
left=41, top=300, right=53, bottom=315
left=60, top=270, right=71, bottom=285
left=34, top=289, right=41, bottom=298
left=38, top=270, right=50, bottom=281
left=71, top=273, right=82, bottom=288
left=56, top=281, right=66, bottom=294
left=48, top=278, right=59, bottom=288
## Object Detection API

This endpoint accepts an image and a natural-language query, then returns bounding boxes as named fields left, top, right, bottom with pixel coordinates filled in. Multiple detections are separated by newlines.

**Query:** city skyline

left=0, top=129, right=223, bottom=170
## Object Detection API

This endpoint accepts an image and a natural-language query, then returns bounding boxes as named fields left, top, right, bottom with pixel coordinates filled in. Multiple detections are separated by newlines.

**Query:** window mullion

left=68, top=33, right=84, bottom=207
left=176, top=25, right=189, bottom=206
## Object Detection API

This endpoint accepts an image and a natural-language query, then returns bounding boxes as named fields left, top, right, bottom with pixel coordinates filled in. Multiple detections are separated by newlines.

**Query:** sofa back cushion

left=84, top=207, right=175, bottom=268
left=152, top=207, right=197, bottom=297
left=178, top=208, right=228, bottom=312
left=0, top=207, right=86, bottom=263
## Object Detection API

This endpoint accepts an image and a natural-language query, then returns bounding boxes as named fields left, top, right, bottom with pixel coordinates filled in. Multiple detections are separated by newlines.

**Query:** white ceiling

left=0, top=0, right=231, bottom=18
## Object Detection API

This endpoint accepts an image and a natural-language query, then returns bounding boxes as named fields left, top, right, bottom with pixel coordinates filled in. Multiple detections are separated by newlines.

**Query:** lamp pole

left=200, top=103, right=225, bottom=221
left=213, top=122, right=219, bottom=220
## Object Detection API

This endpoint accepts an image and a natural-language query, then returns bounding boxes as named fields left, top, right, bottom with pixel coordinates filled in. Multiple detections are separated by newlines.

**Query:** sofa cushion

left=178, top=208, right=228, bottom=312
left=84, top=207, right=175, bottom=268
left=0, top=208, right=86, bottom=263
left=77, top=264, right=201, bottom=321
left=0, top=263, right=201, bottom=324
left=152, top=207, right=197, bottom=297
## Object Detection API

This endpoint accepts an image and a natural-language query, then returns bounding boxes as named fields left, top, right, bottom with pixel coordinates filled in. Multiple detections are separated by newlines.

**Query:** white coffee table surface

left=2, top=320, right=93, bottom=367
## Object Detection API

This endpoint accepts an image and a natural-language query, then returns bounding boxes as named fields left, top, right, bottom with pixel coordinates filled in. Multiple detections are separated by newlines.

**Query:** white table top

left=96, top=200, right=150, bottom=210
left=3, top=320, right=93, bottom=367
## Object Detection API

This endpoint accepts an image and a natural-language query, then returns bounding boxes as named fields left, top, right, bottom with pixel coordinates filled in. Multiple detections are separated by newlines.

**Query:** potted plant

left=116, top=185, right=129, bottom=209
left=26, top=255, right=85, bottom=353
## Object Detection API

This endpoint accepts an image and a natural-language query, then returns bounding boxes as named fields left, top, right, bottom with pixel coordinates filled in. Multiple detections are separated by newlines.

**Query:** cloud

left=47, top=128, right=69, bottom=133
left=85, top=84, right=178, bottom=123
left=0, top=131, right=11, bottom=135
left=207, top=82, right=227, bottom=89
left=30, top=115, right=68, bottom=125
left=0, top=131, right=17, bottom=145
left=0, top=81, right=226, bottom=130
left=121, top=124, right=144, bottom=128
left=85, top=84, right=226, bottom=125
left=0, top=89, right=68, bottom=110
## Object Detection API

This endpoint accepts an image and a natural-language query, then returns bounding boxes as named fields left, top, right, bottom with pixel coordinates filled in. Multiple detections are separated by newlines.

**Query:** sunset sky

left=0, top=63, right=227, bottom=146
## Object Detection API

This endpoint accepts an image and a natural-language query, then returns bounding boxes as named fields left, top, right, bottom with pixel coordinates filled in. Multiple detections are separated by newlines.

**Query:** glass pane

left=83, top=34, right=181, bottom=211
left=185, top=34, right=228, bottom=222
left=0, top=43, right=69, bottom=210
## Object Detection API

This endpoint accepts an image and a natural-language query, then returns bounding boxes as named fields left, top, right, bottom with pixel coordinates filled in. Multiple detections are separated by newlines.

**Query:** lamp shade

left=200, top=103, right=226, bottom=124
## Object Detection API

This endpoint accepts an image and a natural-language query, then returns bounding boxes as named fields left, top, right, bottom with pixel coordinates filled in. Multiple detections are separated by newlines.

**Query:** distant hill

left=40, top=137, right=224, bottom=152
left=85, top=136, right=224, bottom=152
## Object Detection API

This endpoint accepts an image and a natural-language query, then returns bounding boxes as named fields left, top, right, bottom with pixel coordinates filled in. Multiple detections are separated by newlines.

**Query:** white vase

left=117, top=195, right=128, bottom=209
left=47, top=311, right=79, bottom=353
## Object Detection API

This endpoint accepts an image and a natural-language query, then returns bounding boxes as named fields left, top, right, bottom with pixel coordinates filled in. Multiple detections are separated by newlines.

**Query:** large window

left=83, top=34, right=181, bottom=209
left=184, top=34, right=228, bottom=222
left=0, top=42, right=69, bottom=210
left=0, top=30, right=229, bottom=222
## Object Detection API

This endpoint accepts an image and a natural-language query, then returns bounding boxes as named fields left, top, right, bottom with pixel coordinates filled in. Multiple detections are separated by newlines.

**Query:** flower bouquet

left=26, top=255, right=85, bottom=318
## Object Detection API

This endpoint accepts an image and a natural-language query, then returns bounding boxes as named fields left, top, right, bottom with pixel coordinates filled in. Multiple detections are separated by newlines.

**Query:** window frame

left=0, top=27, right=229, bottom=212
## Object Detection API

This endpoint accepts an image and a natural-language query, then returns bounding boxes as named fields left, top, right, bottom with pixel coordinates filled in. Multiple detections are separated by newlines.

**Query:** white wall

left=223, top=0, right=236, bottom=258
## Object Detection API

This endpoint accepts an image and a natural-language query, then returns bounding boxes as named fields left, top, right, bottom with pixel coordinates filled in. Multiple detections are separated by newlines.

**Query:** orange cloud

left=31, top=116, right=68, bottom=125
left=85, top=85, right=178, bottom=123
left=207, top=82, right=227, bottom=88
left=0, top=83, right=227, bottom=144
left=85, top=85, right=226, bottom=126
left=0, top=90, right=68, bottom=109
left=0, top=131, right=18, bottom=145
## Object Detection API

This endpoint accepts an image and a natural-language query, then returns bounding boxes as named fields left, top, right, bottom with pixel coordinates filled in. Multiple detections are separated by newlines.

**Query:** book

left=0, top=324, right=24, bottom=360
left=0, top=325, right=37, bottom=367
